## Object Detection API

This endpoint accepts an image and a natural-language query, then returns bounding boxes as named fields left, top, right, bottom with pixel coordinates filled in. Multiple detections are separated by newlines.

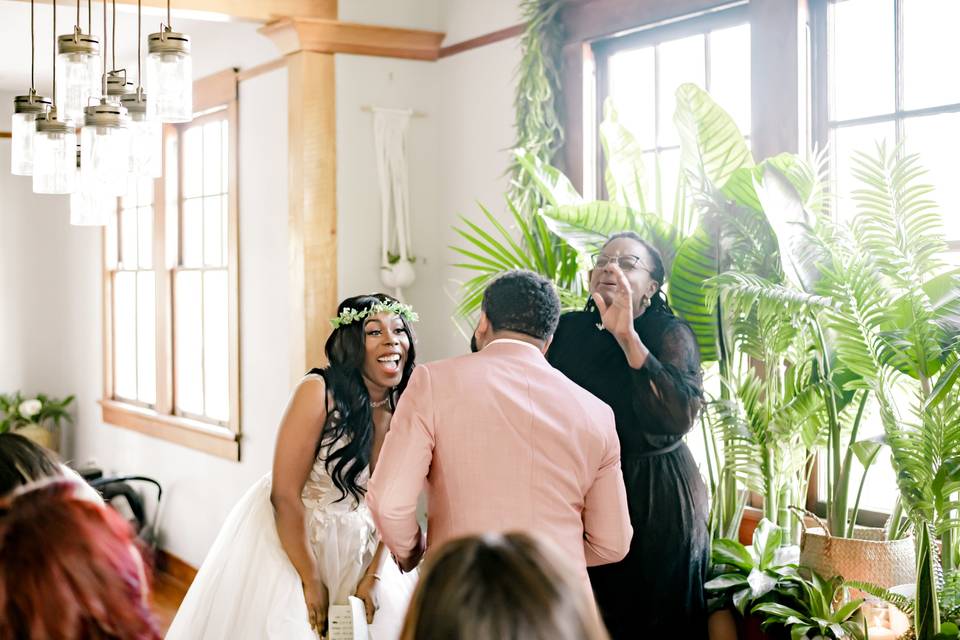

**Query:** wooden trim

left=193, top=69, right=238, bottom=116
left=156, top=549, right=198, bottom=589
left=260, top=18, right=445, bottom=60
left=226, top=98, right=242, bottom=448
left=237, top=57, right=287, bottom=82
left=101, top=400, right=240, bottom=461
left=7, top=0, right=336, bottom=23
left=439, top=24, right=525, bottom=58
left=561, top=0, right=739, bottom=44
left=287, top=51, right=338, bottom=381
left=0, top=131, right=10, bottom=139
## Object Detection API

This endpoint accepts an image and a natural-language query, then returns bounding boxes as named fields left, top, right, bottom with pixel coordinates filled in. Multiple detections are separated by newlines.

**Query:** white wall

left=336, top=0, right=522, bottom=361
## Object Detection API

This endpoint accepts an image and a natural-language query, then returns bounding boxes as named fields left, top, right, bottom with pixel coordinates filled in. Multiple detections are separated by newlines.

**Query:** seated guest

left=0, top=432, right=102, bottom=503
left=400, top=532, right=609, bottom=640
left=0, top=480, right=160, bottom=640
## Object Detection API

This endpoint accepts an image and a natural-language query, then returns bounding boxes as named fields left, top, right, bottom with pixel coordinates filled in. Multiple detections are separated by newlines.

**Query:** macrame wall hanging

left=371, top=107, right=416, bottom=300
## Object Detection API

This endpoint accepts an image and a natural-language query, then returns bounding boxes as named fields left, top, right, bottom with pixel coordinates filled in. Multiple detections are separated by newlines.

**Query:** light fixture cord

left=167, top=0, right=171, bottom=30
left=87, top=0, right=90, bottom=35
left=111, top=0, right=116, bottom=71
left=75, top=0, right=79, bottom=30
left=52, top=0, right=56, bottom=108
left=102, top=0, right=107, bottom=96
left=30, top=0, right=34, bottom=92
left=137, top=0, right=142, bottom=88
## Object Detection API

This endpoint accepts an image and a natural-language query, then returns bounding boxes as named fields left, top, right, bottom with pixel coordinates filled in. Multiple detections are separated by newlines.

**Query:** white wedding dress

left=166, top=433, right=417, bottom=639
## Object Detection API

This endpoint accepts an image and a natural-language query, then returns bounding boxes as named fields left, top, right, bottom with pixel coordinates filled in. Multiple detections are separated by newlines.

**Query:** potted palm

left=0, top=391, right=74, bottom=452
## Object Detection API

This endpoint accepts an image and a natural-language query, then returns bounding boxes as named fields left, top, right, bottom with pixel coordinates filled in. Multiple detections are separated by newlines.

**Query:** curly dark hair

left=315, top=293, right=417, bottom=503
left=481, top=270, right=560, bottom=340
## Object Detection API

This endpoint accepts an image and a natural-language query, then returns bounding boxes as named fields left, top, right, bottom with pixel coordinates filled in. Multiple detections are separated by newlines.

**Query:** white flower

left=18, top=399, right=42, bottom=418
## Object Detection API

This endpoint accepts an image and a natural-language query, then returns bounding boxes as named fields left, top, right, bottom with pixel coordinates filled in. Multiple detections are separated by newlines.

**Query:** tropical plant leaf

left=674, top=82, right=753, bottom=191
left=600, top=99, right=648, bottom=211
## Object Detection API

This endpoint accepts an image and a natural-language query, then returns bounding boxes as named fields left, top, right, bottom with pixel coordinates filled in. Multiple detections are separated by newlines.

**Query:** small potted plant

left=0, top=391, right=75, bottom=452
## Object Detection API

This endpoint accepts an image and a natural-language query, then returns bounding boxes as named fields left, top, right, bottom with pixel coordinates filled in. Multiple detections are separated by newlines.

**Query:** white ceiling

left=0, top=0, right=278, bottom=93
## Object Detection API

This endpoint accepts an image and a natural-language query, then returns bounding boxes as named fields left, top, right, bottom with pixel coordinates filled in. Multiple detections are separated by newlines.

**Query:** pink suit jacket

left=367, top=339, right=633, bottom=579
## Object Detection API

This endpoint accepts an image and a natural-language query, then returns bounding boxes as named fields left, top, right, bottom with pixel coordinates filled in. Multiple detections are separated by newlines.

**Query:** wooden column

left=286, top=50, right=338, bottom=378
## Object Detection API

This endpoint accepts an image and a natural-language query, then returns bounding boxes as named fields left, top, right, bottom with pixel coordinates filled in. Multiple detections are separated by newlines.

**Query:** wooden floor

left=151, top=569, right=190, bottom=634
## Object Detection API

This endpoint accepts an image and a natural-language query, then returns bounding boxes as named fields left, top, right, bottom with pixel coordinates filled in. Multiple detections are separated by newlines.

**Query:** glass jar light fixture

left=56, top=27, right=101, bottom=124
left=81, top=102, right=130, bottom=196
left=33, top=109, right=77, bottom=194
left=122, top=89, right=162, bottom=178
left=147, top=0, right=192, bottom=124
left=11, top=0, right=51, bottom=177
left=11, top=91, right=51, bottom=176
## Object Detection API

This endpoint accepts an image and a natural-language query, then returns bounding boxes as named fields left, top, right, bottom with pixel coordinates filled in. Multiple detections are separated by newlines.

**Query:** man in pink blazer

left=367, top=270, right=633, bottom=585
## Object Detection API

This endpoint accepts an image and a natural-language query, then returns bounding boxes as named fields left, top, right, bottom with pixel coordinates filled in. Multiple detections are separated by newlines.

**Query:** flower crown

left=330, top=300, right=420, bottom=330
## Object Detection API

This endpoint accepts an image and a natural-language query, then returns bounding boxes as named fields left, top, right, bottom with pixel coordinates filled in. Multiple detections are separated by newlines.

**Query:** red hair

left=0, top=480, right=161, bottom=640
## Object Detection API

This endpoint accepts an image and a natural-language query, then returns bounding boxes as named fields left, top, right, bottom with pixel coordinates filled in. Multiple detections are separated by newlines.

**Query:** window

left=591, top=6, right=751, bottom=217
left=816, top=0, right=960, bottom=252
left=102, top=70, right=240, bottom=461
left=811, top=0, right=960, bottom=515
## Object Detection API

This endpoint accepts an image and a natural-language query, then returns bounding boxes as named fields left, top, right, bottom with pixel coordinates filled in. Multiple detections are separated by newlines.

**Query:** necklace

left=370, top=396, right=390, bottom=409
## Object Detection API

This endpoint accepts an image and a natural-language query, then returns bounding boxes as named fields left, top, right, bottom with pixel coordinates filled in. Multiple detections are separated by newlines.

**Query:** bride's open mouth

left=376, top=352, right=403, bottom=375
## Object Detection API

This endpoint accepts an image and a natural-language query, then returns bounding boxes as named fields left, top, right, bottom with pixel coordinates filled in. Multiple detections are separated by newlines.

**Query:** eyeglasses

left=591, top=253, right=650, bottom=272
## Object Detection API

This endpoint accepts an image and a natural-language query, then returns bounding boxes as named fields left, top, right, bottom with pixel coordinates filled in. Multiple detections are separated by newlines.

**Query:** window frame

left=590, top=3, right=750, bottom=200
left=101, top=69, right=241, bottom=461
left=810, top=0, right=960, bottom=255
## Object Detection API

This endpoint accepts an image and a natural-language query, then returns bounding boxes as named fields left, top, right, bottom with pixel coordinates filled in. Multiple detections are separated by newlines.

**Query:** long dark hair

left=0, top=433, right=62, bottom=496
left=600, top=231, right=673, bottom=314
left=400, top=533, right=609, bottom=640
left=314, top=293, right=417, bottom=502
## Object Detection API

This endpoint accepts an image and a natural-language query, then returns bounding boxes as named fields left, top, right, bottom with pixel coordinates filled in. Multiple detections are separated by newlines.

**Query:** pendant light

left=56, top=0, right=101, bottom=123
left=33, top=0, right=77, bottom=195
left=71, top=145, right=114, bottom=226
left=123, top=0, right=161, bottom=177
left=146, top=0, right=192, bottom=123
left=11, top=0, right=51, bottom=176
left=81, top=0, right=130, bottom=197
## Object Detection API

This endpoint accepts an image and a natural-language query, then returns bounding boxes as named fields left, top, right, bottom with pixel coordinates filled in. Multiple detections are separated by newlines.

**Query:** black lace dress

left=547, top=304, right=709, bottom=639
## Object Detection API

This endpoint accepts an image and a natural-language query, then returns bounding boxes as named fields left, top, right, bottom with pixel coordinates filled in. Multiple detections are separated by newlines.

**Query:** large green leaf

left=513, top=148, right=583, bottom=208
left=674, top=83, right=753, bottom=191
left=600, top=99, right=647, bottom=211
left=669, top=224, right=720, bottom=361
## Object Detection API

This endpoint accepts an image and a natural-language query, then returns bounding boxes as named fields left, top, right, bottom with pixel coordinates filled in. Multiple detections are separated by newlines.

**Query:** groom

left=367, top=270, right=632, bottom=584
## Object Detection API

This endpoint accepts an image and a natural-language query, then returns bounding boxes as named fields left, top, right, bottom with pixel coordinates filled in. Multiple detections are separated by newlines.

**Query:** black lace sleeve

left=631, top=322, right=704, bottom=436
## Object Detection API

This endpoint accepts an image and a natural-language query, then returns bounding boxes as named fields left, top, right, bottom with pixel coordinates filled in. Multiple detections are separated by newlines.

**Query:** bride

left=166, top=294, right=420, bottom=639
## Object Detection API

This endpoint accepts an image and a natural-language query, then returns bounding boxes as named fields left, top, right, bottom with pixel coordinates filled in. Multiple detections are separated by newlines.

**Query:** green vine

left=510, top=0, right=567, bottom=215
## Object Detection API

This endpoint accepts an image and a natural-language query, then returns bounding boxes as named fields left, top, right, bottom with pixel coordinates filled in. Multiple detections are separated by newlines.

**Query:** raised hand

left=592, top=264, right=637, bottom=341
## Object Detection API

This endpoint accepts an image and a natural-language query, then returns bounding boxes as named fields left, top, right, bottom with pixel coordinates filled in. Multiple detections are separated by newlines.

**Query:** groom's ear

left=477, top=312, right=491, bottom=334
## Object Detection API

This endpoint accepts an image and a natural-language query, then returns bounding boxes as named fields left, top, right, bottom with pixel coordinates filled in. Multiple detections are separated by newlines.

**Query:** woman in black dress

left=547, top=231, right=708, bottom=639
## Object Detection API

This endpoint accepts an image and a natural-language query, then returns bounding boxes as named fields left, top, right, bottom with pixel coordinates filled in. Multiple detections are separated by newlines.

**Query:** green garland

left=509, top=0, right=567, bottom=214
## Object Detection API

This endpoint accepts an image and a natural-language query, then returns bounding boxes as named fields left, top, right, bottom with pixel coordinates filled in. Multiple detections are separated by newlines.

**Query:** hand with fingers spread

left=593, top=264, right=639, bottom=341
left=593, top=264, right=650, bottom=369
left=303, top=577, right=328, bottom=637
